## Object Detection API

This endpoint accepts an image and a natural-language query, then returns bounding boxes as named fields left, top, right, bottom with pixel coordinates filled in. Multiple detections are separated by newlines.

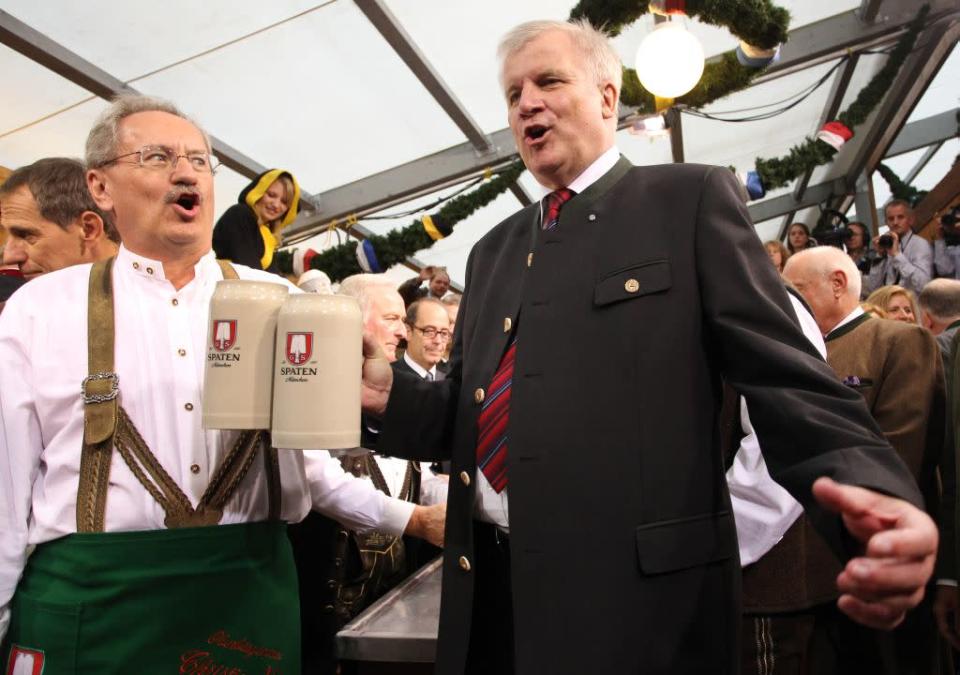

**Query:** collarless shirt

left=0, top=246, right=413, bottom=640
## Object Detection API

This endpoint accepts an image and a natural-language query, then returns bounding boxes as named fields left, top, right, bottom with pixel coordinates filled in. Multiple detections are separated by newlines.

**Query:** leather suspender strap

left=77, top=257, right=281, bottom=532
left=77, top=258, right=119, bottom=532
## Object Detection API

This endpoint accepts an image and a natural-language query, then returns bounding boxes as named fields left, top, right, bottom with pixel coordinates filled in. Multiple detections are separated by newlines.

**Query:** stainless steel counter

left=336, top=557, right=442, bottom=663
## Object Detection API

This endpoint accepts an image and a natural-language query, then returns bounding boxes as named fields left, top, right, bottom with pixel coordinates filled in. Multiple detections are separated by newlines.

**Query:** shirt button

left=184, top=402, right=194, bottom=411
left=459, top=471, right=471, bottom=486
left=459, top=555, right=471, bottom=572
left=178, top=348, right=186, bottom=357
left=624, top=279, right=640, bottom=293
left=146, top=267, right=154, bottom=275
left=190, top=464, right=200, bottom=474
left=474, top=388, right=485, bottom=404
left=171, top=298, right=179, bottom=306
left=503, top=317, right=512, bottom=333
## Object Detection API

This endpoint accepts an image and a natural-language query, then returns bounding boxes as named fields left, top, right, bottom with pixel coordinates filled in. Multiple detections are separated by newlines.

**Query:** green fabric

left=2, top=521, right=299, bottom=674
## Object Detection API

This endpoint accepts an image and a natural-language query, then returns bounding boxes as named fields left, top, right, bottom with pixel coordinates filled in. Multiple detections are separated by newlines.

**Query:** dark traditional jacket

left=379, top=158, right=922, bottom=675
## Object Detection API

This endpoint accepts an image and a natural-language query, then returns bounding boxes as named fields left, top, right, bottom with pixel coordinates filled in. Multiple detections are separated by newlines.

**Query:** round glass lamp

left=635, top=20, right=705, bottom=99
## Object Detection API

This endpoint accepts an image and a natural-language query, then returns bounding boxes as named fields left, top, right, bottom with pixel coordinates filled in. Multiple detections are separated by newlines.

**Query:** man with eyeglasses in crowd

left=0, top=95, right=443, bottom=673
left=396, top=297, right=452, bottom=382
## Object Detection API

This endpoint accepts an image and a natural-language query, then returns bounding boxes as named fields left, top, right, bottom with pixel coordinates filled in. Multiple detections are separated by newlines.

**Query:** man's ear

left=77, top=210, right=106, bottom=243
left=600, top=81, right=618, bottom=120
left=920, top=310, right=935, bottom=331
left=86, top=168, right=114, bottom=213
left=830, top=269, right=848, bottom=297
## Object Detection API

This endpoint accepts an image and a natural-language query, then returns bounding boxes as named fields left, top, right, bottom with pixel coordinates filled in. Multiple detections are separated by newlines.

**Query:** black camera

left=941, top=206, right=960, bottom=246
left=877, top=234, right=894, bottom=250
left=812, top=209, right=852, bottom=250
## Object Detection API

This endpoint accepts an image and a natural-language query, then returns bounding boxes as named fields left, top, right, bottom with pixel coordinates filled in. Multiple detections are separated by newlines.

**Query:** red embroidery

left=179, top=649, right=244, bottom=675
left=207, top=630, right=282, bottom=660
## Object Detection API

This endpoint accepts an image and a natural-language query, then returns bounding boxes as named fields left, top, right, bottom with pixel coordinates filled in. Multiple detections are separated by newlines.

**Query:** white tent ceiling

left=1, top=0, right=957, bottom=285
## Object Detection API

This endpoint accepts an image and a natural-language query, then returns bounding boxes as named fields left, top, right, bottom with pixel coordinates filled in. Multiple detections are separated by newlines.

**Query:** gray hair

left=338, top=273, right=402, bottom=319
left=786, top=246, right=862, bottom=299
left=85, top=93, right=211, bottom=168
left=919, top=278, right=960, bottom=320
left=0, top=157, right=118, bottom=242
left=498, top=19, right=622, bottom=97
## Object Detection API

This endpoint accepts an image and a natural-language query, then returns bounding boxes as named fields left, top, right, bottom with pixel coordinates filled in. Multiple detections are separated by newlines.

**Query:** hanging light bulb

left=635, top=18, right=705, bottom=100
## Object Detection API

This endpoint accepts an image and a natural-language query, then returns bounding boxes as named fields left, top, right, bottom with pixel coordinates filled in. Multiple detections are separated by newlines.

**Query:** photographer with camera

left=864, top=199, right=933, bottom=298
left=933, top=203, right=960, bottom=280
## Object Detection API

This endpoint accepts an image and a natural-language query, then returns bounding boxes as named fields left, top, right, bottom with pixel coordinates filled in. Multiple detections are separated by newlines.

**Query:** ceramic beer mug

left=271, top=293, right=362, bottom=449
left=202, top=279, right=289, bottom=429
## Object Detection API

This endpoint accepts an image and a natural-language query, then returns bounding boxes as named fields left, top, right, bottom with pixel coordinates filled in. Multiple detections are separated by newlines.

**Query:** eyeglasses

left=412, top=325, right=452, bottom=340
left=97, top=145, right=218, bottom=173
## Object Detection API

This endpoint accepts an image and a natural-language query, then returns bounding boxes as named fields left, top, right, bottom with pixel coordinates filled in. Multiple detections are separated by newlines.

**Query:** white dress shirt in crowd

left=402, top=351, right=439, bottom=380
left=934, top=239, right=960, bottom=280
left=727, top=294, right=828, bottom=565
left=864, top=230, right=933, bottom=296
left=0, top=246, right=413, bottom=640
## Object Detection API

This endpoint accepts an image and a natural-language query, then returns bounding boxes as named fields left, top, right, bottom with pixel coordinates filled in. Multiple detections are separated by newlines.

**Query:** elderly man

left=359, top=20, right=937, bottom=675
left=0, top=95, right=441, bottom=673
left=769, top=247, right=944, bottom=674
left=398, top=264, right=451, bottom=306
left=864, top=199, right=934, bottom=296
left=396, top=297, right=451, bottom=380
left=0, top=157, right=118, bottom=279
left=290, top=273, right=447, bottom=674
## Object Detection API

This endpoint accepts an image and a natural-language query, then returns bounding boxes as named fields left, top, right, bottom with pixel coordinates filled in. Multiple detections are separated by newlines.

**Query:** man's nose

left=517, top=85, right=544, bottom=114
left=170, top=156, right=199, bottom=184
left=2, top=239, right=26, bottom=266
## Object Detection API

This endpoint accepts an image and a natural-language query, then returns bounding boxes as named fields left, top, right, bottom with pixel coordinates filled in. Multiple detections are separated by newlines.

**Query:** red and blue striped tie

left=475, top=188, right=574, bottom=492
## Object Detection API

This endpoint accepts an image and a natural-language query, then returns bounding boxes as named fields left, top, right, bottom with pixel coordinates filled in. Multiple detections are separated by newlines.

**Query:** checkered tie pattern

left=474, top=188, right=575, bottom=493
left=541, top=188, right=575, bottom=230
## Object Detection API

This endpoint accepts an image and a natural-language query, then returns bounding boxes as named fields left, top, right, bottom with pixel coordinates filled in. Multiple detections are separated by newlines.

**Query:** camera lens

left=878, top=234, right=894, bottom=249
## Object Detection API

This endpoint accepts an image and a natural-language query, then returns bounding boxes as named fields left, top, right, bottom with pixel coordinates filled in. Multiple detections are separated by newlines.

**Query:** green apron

left=3, top=522, right=299, bottom=674
left=2, top=258, right=301, bottom=674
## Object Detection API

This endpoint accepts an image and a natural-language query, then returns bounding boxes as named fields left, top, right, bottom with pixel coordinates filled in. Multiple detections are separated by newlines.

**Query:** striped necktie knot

left=542, top=188, right=575, bottom=230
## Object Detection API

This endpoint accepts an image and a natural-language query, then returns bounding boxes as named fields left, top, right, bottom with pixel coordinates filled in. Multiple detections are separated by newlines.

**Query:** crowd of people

left=0, top=15, right=956, bottom=675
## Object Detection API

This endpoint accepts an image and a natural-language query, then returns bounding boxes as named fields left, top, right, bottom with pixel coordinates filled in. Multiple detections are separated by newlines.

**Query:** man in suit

left=360, top=19, right=938, bottom=675
left=398, top=265, right=451, bottom=307
left=743, top=246, right=943, bottom=674
left=396, top=297, right=451, bottom=382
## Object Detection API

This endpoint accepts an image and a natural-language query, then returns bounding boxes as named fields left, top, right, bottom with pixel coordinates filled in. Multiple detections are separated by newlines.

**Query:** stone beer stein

left=202, top=279, right=289, bottom=430
left=271, top=293, right=362, bottom=449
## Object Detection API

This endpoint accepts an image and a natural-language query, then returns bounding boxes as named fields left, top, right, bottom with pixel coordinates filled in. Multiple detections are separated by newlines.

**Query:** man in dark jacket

left=360, top=19, right=938, bottom=675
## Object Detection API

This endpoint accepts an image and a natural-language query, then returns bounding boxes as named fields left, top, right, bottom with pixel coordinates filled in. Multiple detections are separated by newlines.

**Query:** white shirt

left=0, top=246, right=413, bottom=640
left=474, top=146, right=620, bottom=530
left=402, top=351, right=438, bottom=380
left=727, top=294, right=828, bottom=565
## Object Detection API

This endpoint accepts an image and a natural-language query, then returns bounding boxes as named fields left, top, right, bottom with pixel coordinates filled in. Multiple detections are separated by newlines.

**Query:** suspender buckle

left=82, top=371, right=120, bottom=404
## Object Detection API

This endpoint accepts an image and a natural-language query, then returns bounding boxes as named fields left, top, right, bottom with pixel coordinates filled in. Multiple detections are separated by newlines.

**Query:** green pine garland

left=573, top=0, right=790, bottom=112
left=755, top=5, right=928, bottom=191
left=877, top=163, right=927, bottom=206
left=276, top=161, right=525, bottom=282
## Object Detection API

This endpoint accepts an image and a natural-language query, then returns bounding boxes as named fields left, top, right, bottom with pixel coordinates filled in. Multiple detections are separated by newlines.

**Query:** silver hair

left=497, top=19, right=622, bottom=96
left=919, top=278, right=960, bottom=320
left=85, top=93, right=212, bottom=168
left=338, top=273, right=402, bottom=319
left=786, top=246, right=862, bottom=300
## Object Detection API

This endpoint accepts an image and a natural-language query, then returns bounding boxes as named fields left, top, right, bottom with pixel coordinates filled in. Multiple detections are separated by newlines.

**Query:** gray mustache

left=164, top=187, right=203, bottom=204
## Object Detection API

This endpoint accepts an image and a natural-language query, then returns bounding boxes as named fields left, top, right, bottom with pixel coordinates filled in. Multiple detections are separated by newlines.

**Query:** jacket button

left=474, top=388, right=485, bottom=404
left=459, top=471, right=471, bottom=486
left=503, top=317, right=512, bottom=333
left=624, top=279, right=640, bottom=293
left=459, top=556, right=471, bottom=572
left=527, top=252, right=533, bottom=268
left=588, top=214, right=597, bottom=222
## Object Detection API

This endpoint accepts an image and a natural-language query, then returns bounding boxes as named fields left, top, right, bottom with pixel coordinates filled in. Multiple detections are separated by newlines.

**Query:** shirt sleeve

left=934, top=240, right=956, bottom=278
left=727, top=295, right=826, bottom=566
left=302, top=449, right=414, bottom=535
left=893, top=236, right=933, bottom=291
left=419, top=466, right=449, bottom=506
left=0, top=298, right=41, bottom=643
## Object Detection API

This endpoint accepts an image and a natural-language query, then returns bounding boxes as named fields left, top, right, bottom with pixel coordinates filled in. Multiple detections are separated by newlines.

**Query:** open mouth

left=524, top=124, right=550, bottom=144
left=171, top=191, right=201, bottom=218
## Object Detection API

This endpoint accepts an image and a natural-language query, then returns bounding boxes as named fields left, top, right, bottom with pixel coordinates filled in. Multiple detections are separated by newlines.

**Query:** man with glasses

left=0, top=95, right=443, bottom=673
left=397, top=297, right=452, bottom=382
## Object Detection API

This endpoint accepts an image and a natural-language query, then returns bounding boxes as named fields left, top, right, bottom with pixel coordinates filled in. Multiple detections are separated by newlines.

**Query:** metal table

left=336, top=557, right=442, bottom=664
